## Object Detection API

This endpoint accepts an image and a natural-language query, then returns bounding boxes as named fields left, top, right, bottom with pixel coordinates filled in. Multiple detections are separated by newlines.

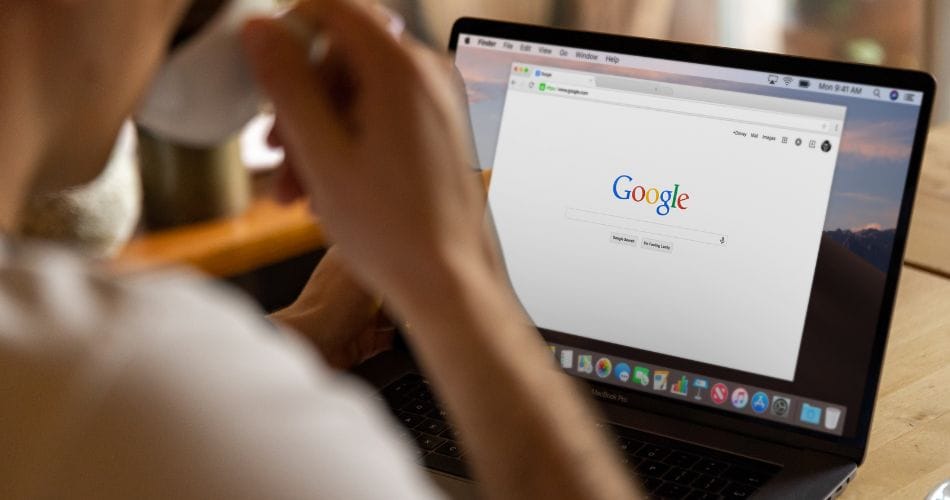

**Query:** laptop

left=356, top=18, right=936, bottom=499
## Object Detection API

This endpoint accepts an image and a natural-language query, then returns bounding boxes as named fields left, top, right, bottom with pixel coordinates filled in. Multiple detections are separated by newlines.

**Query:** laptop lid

left=449, top=18, right=935, bottom=463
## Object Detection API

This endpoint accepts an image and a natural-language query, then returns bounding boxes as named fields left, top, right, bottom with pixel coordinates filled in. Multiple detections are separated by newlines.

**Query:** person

left=0, top=0, right=640, bottom=498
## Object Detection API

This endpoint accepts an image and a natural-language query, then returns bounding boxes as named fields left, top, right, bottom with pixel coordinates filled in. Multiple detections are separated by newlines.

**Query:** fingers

left=242, top=0, right=415, bottom=190
left=241, top=17, right=347, bottom=167
left=291, top=0, right=408, bottom=68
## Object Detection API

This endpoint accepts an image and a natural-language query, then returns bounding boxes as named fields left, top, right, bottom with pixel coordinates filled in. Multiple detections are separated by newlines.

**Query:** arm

left=268, top=247, right=393, bottom=370
left=242, top=2, right=640, bottom=498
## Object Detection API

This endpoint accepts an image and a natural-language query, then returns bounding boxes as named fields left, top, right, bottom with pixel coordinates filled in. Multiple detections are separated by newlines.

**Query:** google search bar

left=564, top=207, right=728, bottom=247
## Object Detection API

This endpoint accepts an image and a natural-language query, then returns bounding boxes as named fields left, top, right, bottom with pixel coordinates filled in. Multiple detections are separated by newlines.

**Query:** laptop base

left=355, top=350, right=857, bottom=499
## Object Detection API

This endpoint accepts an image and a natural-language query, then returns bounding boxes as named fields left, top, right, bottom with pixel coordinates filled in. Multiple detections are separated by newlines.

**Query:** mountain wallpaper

left=824, top=228, right=896, bottom=273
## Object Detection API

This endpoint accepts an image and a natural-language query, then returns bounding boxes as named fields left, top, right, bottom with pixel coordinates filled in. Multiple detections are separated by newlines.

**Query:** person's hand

left=241, top=0, right=491, bottom=310
left=244, top=6, right=640, bottom=498
left=269, top=247, right=393, bottom=370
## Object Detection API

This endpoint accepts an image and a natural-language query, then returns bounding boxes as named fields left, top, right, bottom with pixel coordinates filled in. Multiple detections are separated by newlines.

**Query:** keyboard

left=379, top=374, right=780, bottom=499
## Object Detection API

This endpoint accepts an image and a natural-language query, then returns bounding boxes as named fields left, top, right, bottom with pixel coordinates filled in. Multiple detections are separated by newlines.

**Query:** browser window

left=490, top=64, right=846, bottom=381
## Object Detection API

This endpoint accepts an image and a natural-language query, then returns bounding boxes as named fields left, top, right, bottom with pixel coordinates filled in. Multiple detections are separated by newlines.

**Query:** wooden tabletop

left=114, top=197, right=326, bottom=277
left=905, top=124, right=950, bottom=278
left=841, top=266, right=950, bottom=498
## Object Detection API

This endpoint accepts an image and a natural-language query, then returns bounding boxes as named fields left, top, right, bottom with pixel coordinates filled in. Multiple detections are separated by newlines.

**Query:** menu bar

left=547, top=343, right=847, bottom=436
left=459, top=33, right=923, bottom=106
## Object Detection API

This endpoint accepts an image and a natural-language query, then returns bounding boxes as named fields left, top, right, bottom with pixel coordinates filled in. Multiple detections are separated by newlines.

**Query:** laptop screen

left=453, top=28, right=925, bottom=438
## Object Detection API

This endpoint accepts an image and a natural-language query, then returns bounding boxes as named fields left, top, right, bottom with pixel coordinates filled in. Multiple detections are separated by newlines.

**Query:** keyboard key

left=396, top=412, right=424, bottom=429
left=693, top=474, right=729, bottom=493
left=721, top=482, right=757, bottom=498
left=723, top=467, right=772, bottom=487
left=685, top=491, right=722, bottom=500
left=693, top=459, right=729, bottom=476
left=435, top=440, right=462, bottom=458
left=664, top=466, right=700, bottom=486
left=382, top=376, right=420, bottom=395
left=655, top=482, right=693, bottom=499
left=617, top=437, right=644, bottom=454
left=636, top=444, right=671, bottom=461
left=427, top=406, right=449, bottom=421
left=619, top=454, right=642, bottom=468
left=639, top=476, right=664, bottom=492
left=414, top=387, right=434, bottom=401
left=400, top=398, right=435, bottom=416
left=638, top=460, right=671, bottom=478
left=415, top=433, right=445, bottom=451
left=439, top=427, right=457, bottom=441
left=419, top=419, right=449, bottom=436
left=382, top=377, right=422, bottom=406
left=423, top=452, right=470, bottom=478
left=396, top=428, right=421, bottom=442
left=666, top=451, right=701, bottom=468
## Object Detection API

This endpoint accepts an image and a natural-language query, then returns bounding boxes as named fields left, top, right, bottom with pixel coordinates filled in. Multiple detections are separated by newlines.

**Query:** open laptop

left=357, top=18, right=935, bottom=499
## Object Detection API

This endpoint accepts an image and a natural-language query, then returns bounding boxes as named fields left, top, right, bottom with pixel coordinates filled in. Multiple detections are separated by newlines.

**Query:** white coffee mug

left=136, top=0, right=279, bottom=147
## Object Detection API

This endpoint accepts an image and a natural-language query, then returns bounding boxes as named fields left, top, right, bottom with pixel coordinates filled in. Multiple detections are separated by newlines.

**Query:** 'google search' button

left=610, top=233, right=638, bottom=247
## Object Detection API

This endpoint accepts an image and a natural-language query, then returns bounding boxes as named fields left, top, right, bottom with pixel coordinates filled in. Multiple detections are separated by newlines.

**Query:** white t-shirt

left=0, top=240, right=442, bottom=499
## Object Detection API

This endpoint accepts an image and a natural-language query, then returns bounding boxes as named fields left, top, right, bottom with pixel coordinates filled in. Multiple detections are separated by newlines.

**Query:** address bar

left=543, top=82, right=831, bottom=133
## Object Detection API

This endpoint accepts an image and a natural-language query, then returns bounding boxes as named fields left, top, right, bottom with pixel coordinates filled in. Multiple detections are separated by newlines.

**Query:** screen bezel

left=449, top=16, right=935, bottom=463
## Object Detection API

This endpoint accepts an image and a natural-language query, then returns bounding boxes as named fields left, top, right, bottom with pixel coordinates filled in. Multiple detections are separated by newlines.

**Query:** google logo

left=612, top=175, right=690, bottom=216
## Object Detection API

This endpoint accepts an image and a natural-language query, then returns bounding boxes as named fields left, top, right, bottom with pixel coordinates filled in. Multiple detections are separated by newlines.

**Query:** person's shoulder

left=0, top=239, right=269, bottom=350
left=0, top=241, right=442, bottom=499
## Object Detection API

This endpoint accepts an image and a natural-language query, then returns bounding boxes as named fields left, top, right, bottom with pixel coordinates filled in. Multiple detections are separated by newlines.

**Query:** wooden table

left=112, top=126, right=950, bottom=498
left=905, top=124, right=950, bottom=278
left=841, top=266, right=950, bottom=498
left=114, top=197, right=326, bottom=277
left=853, top=124, right=950, bottom=499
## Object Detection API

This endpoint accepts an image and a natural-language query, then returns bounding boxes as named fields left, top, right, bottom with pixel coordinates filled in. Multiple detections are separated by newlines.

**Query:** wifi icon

left=783, top=76, right=793, bottom=86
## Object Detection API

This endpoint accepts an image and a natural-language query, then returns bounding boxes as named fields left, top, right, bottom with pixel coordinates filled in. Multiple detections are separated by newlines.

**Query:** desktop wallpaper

left=455, top=47, right=922, bottom=273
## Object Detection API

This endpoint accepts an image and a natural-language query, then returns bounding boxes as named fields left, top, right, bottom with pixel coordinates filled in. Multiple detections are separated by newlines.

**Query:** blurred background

left=378, top=0, right=949, bottom=124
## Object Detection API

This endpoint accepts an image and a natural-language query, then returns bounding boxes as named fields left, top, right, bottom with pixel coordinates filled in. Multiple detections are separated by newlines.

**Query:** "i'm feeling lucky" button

left=641, top=238, right=673, bottom=253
